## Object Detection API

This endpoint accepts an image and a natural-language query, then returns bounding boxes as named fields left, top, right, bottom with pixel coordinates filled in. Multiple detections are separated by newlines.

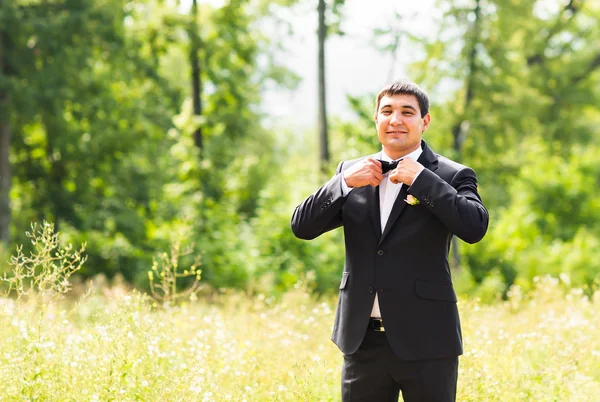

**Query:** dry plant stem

left=148, top=239, right=203, bottom=305
left=1, top=222, right=86, bottom=301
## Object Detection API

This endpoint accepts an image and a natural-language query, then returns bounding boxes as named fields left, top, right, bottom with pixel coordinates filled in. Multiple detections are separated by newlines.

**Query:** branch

left=527, top=0, right=584, bottom=66
left=570, top=53, right=600, bottom=86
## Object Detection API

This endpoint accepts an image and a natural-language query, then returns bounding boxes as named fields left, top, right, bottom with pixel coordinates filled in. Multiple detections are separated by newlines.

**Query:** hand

left=343, top=158, right=383, bottom=188
left=389, top=158, right=425, bottom=185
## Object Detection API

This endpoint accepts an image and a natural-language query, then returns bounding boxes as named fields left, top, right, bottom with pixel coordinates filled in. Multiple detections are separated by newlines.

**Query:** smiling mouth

left=386, top=131, right=408, bottom=134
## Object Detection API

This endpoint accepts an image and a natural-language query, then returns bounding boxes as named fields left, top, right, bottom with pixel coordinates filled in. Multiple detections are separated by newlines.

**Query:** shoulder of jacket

left=437, top=155, right=471, bottom=173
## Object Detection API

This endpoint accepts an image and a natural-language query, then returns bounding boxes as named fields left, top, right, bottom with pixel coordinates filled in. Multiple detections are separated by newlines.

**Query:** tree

left=0, top=27, right=10, bottom=245
left=316, top=0, right=345, bottom=170
left=190, top=0, right=203, bottom=150
left=409, top=0, right=600, bottom=290
left=2, top=0, right=184, bottom=281
left=317, top=0, right=329, bottom=168
left=0, top=0, right=324, bottom=293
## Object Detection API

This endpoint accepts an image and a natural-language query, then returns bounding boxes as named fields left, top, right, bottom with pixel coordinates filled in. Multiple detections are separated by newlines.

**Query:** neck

left=383, top=144, right=420, bottom=161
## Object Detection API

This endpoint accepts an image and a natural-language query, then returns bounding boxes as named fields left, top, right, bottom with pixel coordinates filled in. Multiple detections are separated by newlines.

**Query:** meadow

left=0, top=276, right=599, bottom=401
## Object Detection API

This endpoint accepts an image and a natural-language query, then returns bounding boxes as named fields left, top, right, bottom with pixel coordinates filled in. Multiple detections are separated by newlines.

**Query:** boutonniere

left=404, top=194, right=420, bottom=205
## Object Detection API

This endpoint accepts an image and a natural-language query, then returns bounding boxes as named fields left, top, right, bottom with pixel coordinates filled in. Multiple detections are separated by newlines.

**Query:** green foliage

left=7, top=0, right=179, bottom=284
left=3, top=0, right=599, bottom=299
left=463, top=137, right=600, bottom=293
left=4, top=0, right=302, bottom=291
left=249, top=147, right=345, bottom=294
left=390, top=0, right=600, bottom=295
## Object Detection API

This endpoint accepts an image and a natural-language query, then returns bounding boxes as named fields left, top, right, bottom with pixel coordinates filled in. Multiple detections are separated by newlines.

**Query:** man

left=291, top=80, right=488, bottom=401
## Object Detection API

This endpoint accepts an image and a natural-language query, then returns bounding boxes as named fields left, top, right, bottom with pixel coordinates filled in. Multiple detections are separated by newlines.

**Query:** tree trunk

left=0, top=102, right=10, bottom=246
left=450, top=0, right=481, bottom=270
left=452, top=0, right=480, bottom=157
left=0, top=30, right=11, bottom=245
left=317, top=0, right=329, bottom=169
left=190, top=0, right=203, bottom=150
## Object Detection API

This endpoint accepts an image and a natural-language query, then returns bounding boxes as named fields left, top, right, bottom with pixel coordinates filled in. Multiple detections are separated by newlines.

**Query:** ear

left=374, top=113, right=378, bottom=124
left=422, top=113, right=431, bottom=132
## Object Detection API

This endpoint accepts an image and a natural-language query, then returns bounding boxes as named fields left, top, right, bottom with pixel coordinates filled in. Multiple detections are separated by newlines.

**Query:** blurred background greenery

left=0, top=0, right=599, bottom=301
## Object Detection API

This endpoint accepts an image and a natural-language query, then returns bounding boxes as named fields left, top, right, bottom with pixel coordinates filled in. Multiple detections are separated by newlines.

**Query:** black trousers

left=342, top=330, right=458, bottom=402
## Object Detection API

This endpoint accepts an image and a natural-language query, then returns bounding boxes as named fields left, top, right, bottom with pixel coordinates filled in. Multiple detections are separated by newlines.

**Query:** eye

left=403, top=111, right=414, bottom=116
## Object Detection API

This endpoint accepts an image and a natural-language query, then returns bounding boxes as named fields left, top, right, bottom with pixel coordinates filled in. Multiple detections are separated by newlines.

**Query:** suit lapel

left=365, top=152, right=382, bottom=240
left=378, top=141, right=439, bottom=245
left=366, top=184, right=381, bottom=240
left=417, top=140, right=439, bottom=174
left=379, top=184, right=408, bottom=243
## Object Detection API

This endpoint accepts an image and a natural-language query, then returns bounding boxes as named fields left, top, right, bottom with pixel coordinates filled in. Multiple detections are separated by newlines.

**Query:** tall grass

left=0, top=278, right=598, bottom=401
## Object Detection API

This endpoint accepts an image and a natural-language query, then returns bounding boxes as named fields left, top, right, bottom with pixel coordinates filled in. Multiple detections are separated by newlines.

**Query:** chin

left=387, top=141, right=407, bottom=149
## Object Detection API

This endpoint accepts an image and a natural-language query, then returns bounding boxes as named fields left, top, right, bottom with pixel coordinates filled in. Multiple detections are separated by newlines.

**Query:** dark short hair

left=375, top=80, right=430, bottom=117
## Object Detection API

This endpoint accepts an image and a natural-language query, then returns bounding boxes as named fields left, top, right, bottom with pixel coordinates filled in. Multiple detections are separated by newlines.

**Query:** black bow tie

left=378, top=159, right=403, bottom=174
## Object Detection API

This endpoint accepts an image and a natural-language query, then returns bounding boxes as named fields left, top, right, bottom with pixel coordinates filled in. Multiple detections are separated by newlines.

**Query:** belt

left=368, top=317, right=385, bottom=332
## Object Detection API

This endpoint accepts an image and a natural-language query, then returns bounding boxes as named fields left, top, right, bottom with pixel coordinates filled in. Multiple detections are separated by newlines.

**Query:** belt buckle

left=372, top=318, right=385, bottom=332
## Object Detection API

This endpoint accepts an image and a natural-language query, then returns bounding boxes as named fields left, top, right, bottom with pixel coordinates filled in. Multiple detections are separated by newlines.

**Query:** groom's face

left=375, top=94, right=430, bottom=159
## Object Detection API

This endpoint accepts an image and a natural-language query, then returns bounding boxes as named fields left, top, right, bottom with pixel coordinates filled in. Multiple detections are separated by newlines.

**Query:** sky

left=260, top=0, right=439, bottom=128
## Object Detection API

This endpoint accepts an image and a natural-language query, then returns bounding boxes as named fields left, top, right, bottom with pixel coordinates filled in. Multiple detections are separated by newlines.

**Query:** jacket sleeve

left=407, top=167, right=489, bottom=244
left=291, top=162, right=347, bottom=240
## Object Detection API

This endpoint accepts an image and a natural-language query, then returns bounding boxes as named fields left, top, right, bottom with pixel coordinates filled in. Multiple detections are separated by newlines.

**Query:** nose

left=390, top=111, right=402, bottom=125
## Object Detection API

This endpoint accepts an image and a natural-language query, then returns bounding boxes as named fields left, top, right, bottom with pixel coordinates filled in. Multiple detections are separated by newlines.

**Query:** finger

left=369, top=175, right=381, bottom=186
left=368, top=158, right=382, bottom=168
left=393, top=166, right=406, bottom=175
left=371, top=164, right=382, bottom=174
left=388, top=172, right=401, bottom=184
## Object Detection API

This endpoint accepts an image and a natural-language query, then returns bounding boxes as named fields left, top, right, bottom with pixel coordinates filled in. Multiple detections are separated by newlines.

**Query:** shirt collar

left=380, top=144, right=423, bottom=162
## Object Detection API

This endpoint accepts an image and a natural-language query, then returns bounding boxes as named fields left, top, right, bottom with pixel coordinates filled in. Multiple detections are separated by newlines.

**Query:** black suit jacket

left=291, top=140, right=488, bottom=361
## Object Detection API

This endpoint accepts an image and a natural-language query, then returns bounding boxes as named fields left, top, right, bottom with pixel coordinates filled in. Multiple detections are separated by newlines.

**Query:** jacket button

left=377, top=250, right=384, bottom=256
left=368, top=286, right=374, bottom=294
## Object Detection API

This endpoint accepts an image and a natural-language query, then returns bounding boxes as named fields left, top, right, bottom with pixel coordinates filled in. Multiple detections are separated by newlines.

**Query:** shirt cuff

left=341, top=174, right=354, bottom=196
left=411, top=169, right=423, bottom=186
